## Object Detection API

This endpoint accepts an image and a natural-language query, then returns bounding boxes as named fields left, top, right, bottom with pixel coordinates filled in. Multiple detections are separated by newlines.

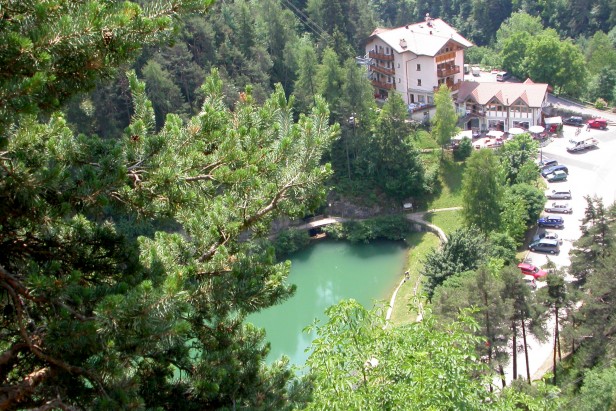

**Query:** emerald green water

left=248, top=239, right=407, bottom=368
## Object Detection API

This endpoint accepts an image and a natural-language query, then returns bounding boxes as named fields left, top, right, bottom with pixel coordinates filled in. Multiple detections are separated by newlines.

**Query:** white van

left=496, top=71, right=510, bottom=81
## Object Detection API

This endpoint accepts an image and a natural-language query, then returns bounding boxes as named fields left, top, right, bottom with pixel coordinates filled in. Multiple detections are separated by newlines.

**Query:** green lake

left=248, top=239, right=408, bottom=368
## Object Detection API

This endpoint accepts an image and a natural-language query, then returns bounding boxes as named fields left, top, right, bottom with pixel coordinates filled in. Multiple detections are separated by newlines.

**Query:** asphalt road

left=500, top=123, right=616, bottom=384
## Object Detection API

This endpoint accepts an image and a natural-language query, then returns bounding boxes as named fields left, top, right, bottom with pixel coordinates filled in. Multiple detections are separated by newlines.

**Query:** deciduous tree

left=461, top=149, right=503, bottom=233
left=432, top=84, right=460, bottom=157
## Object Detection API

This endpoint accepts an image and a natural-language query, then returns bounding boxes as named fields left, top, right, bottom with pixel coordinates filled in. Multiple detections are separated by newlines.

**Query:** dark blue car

left=541, top=164, right=569, bottom=177
left=537, top=216, right=564, bottom=229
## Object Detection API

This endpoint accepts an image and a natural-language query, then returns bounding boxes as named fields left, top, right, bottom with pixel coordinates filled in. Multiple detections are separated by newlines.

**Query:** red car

left=587, top=118, right=608, bottom=130
left=517, top=262, right=548, bottom=279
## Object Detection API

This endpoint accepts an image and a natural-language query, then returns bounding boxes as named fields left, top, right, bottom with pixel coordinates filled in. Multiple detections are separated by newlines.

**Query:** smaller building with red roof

left=457, top=78, right=549, bottom=133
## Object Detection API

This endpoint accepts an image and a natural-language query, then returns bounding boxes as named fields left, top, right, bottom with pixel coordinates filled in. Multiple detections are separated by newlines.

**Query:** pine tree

left=0, top=2, right=337, bottom=407
left=0, top=0, right=213, bottom=130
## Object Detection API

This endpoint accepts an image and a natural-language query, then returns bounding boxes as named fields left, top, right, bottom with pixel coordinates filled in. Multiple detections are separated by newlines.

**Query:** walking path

left=384, top=207, right=461, bottom=323
left=404, top=207, right=462, bottom=244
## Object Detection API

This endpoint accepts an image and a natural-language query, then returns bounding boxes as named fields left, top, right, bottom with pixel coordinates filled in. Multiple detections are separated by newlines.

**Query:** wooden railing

left=368, top=50, right=394, bottom=61
left=370, top=64, right=395, bottom=76
left=435, top=51, right=456, bottom=63
left=437, top=65, right=460, bottom=78
left=371, top=79, right=395, bottom=90
left=434, top=80, right=461, bottom=92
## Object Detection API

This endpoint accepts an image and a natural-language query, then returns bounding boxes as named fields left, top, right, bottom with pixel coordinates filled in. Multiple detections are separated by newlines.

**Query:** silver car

left=533, top=231, right=563, bottom=244
left=546, top=189, right=572, bottom=200
left=544, top=202, right=572, bottom=214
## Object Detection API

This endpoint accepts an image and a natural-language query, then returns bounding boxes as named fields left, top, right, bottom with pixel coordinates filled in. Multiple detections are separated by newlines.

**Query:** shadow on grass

left=421, top=155, right=466, bottom=210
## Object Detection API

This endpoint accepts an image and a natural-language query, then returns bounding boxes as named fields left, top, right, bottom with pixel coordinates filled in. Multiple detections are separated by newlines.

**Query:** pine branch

left=0, top=367, right=55, bottom=411
left=197, top=176, right=301, bottom=262
left=24, top=397, right=81, bottom=411
left=2, top=276, right=107, bottom=401
left=0, top=266, right=93, bottom=321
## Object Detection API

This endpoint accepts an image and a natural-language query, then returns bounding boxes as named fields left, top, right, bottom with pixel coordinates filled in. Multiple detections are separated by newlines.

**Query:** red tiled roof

left=457, top=80, right=548, bottom=108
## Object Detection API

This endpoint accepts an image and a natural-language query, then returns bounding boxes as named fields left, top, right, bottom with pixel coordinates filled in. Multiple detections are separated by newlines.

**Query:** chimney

left=400, top=39, right=407, bottom=49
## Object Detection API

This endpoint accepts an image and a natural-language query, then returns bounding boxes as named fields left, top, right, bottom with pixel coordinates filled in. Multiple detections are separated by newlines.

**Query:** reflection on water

left=248, top=239, right=407, bottom=367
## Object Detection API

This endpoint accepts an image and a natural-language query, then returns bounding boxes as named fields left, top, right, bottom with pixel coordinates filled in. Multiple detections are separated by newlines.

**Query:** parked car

left=496, top=71, right=511, bottom=81
left=533, top=231, right=562, bottom=244
left=529, top=238, right=560, bottom=254
left=518, top=262, right=548, bottom=279
left=541, top=164, right=569, bottom=177
left=524, top=277, right=538, bottom=290
left=563, top=116, right=584, bottom=127
left=587, top=118, right=608, bottom=130
left=544, top=202, right=572, bottom=213
left=537, top=216, right=565, bottom=229
left=538, top=159, right=558, bottom=169
left=546, top=170, right=568, bottom=182
left=546, top=189, right=572, bottom=200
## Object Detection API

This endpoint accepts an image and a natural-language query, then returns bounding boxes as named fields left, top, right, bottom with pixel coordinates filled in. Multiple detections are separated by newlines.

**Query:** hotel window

left=427, top=96, right=433, bottom=104
left=417, top=64, right=421, bottom=71
left=418, top=95, right=425, bottom=103
left=417, top=79, right=422, bottom=86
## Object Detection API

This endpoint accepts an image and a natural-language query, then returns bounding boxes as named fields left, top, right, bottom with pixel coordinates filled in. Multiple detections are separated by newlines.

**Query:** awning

left=508, top=127, right=526, bottom=135
left=487, top=130, right=504, bottom=138
left=544, top=116, right=562, bottom=125
left=529, top=125, right=545, bottom=134
left=453, top=130, right=473, bottom=140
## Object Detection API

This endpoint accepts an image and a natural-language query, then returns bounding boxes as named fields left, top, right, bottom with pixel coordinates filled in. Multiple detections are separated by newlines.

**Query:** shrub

left=453, top=138, right=473, bottom=161
left=322, top=215, right=411, bottom=243
left=273, top=228, right=311, bottom=257
left=595, top=98, right=608, bottom=110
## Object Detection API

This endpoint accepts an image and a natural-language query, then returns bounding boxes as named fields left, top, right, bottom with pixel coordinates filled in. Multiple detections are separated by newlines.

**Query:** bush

left=423, top=163, right=440, bottom=194
left=322, top=215, right=411, bottom=243
left=453, top=138, right=473, bottom=161
left=273, top=228, right=311, bottom=257
left=595, top=98, right=608, bottom=110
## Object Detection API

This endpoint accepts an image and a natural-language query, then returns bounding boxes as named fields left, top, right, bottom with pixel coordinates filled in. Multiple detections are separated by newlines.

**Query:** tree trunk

left=552, top=307, right=558, bottom=385
left=499, top=363, right=506, bottom=388
left=344, top=130, right=351, bottom=180
left=486, top=320, right=493, bottom=392
left=556, top=308, right=561, bottom=361
left=522, top=319, right=531, bottom=383
left=570, top=313, right=575, bottom=354
left=512, top=321, right=517, bottom=380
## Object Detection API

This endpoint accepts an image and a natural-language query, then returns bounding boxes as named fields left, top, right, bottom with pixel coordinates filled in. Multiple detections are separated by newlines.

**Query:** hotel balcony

left=370, top=64, right=395, bottom=76
left=371, top=79, right=395, bottom=90
left=437, top=65, right=460, bottom=78
left=435, top=51, right=457, bottom=63
left=434, top=80, right=461, bottom=92
left=368, top=50, right=395, bottom=61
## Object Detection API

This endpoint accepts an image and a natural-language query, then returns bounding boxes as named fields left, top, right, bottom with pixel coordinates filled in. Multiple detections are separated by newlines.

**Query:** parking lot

left=501, top=122, right=616, bottom=383
left=528, top=123, right=616, bottom=274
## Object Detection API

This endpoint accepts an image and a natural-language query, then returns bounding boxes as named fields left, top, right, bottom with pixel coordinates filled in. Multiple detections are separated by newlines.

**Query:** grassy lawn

left=389, top=230, right=440, bottom=325
left=428, top=157, right=465, bottom=209
left=423, top=209, right=464, bottom=235
left=414, top=130, right=440, bottom=149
